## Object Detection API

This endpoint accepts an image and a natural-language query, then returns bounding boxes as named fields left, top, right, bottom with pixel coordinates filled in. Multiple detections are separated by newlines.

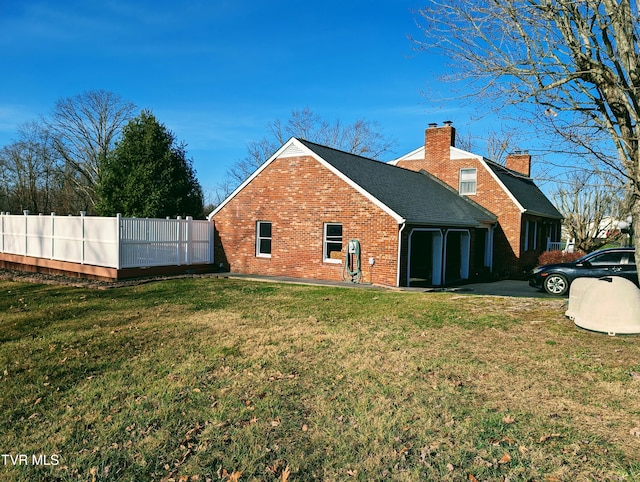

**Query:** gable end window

left=323, top=223, right=343, bottom=263
left=256, top=221, right=272, bottom=257
left=459, top=168, right=477, bottom=195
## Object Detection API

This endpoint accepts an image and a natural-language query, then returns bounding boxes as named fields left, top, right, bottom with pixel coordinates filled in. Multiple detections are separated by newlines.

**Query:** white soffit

left=450, top=146, right=483, bottom=160
left=388, top=146, right=424, bottom=165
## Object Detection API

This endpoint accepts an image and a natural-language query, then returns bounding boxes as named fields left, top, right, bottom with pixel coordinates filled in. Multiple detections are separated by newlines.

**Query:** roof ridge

left=297, top=138, right=382, bottom=164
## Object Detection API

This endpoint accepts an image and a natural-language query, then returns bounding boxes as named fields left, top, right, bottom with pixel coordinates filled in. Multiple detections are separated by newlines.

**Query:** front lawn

left=1, top=277, right=639, bottom=481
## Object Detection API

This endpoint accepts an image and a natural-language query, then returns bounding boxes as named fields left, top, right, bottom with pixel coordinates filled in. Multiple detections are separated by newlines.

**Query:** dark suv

left=529, top=247, right=637, bottom=296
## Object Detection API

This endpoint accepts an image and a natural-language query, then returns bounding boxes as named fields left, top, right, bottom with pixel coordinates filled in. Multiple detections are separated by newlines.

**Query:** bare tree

left=415, top=0, right=640, bottom=265
left=455, top=126, right=525, bottom=165
left=0, top=122, right=58, bottom=214
left=46, top=90, right=136, bottom=209
left=553, top=171, right=627, bottom=252
left=218, top=108, right=396, bottom=199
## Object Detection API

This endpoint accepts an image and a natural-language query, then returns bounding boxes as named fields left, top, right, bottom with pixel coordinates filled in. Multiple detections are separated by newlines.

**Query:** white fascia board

left=209, top=137, right=405, bottom=225
left=388, top=146, right=424, bottom=165
left=404, top=219, right=487, bottom=228
left=208, top=137, right=300, bottom=219
left=478, top=158, right=526, bottom=213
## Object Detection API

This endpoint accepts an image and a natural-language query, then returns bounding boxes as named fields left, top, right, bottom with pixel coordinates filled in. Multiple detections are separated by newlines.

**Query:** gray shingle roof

left=298, top=139, right=497, bottom=226
left=485, top=161, right=563, bottom=219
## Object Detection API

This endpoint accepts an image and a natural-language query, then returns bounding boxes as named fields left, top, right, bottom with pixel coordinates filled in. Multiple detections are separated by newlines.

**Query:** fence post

left=23, top=210, right=29, bottom=256
left=186, top=216, right=193, bottom=265
left=176, top=216, right=182, bottom=266
left=0, top=212, right=4, bottom=254
left=80, top=211, right=86, bottom=264
left=116, top=213, right=122, bottom=269
left=51, top=213, right=56, bottom=260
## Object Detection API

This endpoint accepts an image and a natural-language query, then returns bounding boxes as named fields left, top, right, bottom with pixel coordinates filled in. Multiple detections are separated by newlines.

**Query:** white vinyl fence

left=0, top=212, right=213, bottom=269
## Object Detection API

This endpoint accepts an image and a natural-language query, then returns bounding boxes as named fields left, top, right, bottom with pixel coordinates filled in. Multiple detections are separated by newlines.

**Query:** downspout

left=396, top=221, right=406, bottom=287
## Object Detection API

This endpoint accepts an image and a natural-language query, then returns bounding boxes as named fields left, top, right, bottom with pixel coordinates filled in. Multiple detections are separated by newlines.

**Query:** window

left=524, top=220, right=538, bottom=251
left=256, top=221, right=272, bottom=257
left=459, top=168, right=477, bottom=195
left=589, top=252, right=624, bottom=266
left=323, top=223, right=343, bottom=263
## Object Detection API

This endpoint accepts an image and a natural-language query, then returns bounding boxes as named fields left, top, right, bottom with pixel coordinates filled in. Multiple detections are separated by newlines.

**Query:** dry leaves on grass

left=498, top=453, right=512, bottom=464
left=539, top=433, right=562, bottom=443
left=265, top=462, right=291, bottom=481
left=217, top=469, right=243, bottom=481
left=502, top=415, right=515, bottom=424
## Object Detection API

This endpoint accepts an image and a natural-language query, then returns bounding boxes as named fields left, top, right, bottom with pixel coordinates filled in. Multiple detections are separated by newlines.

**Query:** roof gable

left=391, top=144, right=563, bottom=220
left=210, top=138, right=497, bottom=227
left=298, top=139, right=496, bottom=226
left=483, top=160, right=563, bottom=219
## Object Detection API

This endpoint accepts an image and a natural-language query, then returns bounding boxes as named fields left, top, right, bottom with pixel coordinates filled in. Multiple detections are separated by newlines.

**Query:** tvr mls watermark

left=1, top=454, right=61, bottom=466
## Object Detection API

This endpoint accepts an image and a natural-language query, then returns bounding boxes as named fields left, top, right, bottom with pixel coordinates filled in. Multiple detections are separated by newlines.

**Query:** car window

left=588, top=252, right=624, bottom=265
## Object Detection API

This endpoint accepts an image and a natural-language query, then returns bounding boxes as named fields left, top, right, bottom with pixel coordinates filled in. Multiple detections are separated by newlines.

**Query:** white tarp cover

left=566, top=277, right=640, bottom=335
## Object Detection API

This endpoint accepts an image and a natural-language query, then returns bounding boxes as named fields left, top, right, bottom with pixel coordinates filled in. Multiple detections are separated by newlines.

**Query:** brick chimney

left=425, top=121, right=455, bottom=163
left=505, top=151, right=531, bottom=177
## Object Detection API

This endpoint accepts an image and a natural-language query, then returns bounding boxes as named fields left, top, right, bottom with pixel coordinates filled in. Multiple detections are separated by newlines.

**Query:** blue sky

left=1, top=0, right=497, bottom=201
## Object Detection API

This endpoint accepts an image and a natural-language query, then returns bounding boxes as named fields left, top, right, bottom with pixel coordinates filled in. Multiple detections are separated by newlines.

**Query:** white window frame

left=524, top=220, right=538, bottom=252
left=256, top=221, right=272, bottom=258
left=459, top=168, right=477, bottom=195
left=323, top=223, right=343, bottom=263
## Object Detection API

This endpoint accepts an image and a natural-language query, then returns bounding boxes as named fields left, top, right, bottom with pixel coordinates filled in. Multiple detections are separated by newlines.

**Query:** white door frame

left=443, top=229, right=471, bottom=282
left=407, top=228, right=443, bottom=286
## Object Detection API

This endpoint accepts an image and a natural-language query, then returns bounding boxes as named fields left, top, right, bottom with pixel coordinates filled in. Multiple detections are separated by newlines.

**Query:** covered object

left=566, top=277, right=640, bottom=335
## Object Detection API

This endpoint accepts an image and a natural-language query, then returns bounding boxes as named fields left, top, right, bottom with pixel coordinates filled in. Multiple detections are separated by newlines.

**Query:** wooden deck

left=0, top=253, right=217, bottom=281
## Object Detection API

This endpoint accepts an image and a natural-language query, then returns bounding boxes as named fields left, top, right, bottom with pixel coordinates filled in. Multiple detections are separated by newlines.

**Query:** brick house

left=391, top=122, right=563, bottom=276
left=210, top=137, right=497, bottom=287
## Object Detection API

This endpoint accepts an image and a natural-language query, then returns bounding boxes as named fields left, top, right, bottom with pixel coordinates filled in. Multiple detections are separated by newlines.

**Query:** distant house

left=391, top=123, right=563, bottom=276
left=210, top=137, right=497, bottom=287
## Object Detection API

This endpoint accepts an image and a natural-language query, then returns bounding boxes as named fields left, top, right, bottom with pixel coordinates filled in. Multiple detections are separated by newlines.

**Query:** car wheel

left=543, top=273, right=569, bottom=296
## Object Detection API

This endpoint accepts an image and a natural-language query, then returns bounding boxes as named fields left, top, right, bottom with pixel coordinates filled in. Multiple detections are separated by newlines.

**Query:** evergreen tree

left=96, top=110, right=204, bottom=218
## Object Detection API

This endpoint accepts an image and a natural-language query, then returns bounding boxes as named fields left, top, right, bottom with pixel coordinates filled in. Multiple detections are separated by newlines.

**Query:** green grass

left=1, top=277, right=640, bottom=481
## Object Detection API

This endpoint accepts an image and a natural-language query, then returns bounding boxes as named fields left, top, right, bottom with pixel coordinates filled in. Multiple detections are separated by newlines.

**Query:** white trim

left=459, top=167, right=477, bottom=195
left=443, top=229, right=471, bottom=281
left=450, top=146, right=483, bottom=160
left=323, top=222, right=343, bottom=264
left=388, top=146, right=424, bottom=165
left=209, top=137, right=405, bottom=224
left=387, top=145, right=526, bottom=214
left=397, top=222, right=406, bottom=287
left=407, top=228, right=444, bottom=287
left=485, top=226, right=494, bottom=270
left=207, top=140, right=295, bottom=220
left=523, top=219, right=538, bottom=252
left=309, top=144, right=405, bottom=223
left=478, top=158, right=526, bottom=213
left=256, top=221, right=272, bottom=258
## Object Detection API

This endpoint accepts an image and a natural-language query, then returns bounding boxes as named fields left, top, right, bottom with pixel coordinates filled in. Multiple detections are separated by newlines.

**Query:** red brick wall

left=396, top=125, right=525, bottom=276
left=213, top=155, right=401, bottom=286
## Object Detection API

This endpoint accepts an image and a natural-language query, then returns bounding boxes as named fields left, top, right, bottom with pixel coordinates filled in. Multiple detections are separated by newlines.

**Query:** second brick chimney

left=505, top=151, right=531, bottom=177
